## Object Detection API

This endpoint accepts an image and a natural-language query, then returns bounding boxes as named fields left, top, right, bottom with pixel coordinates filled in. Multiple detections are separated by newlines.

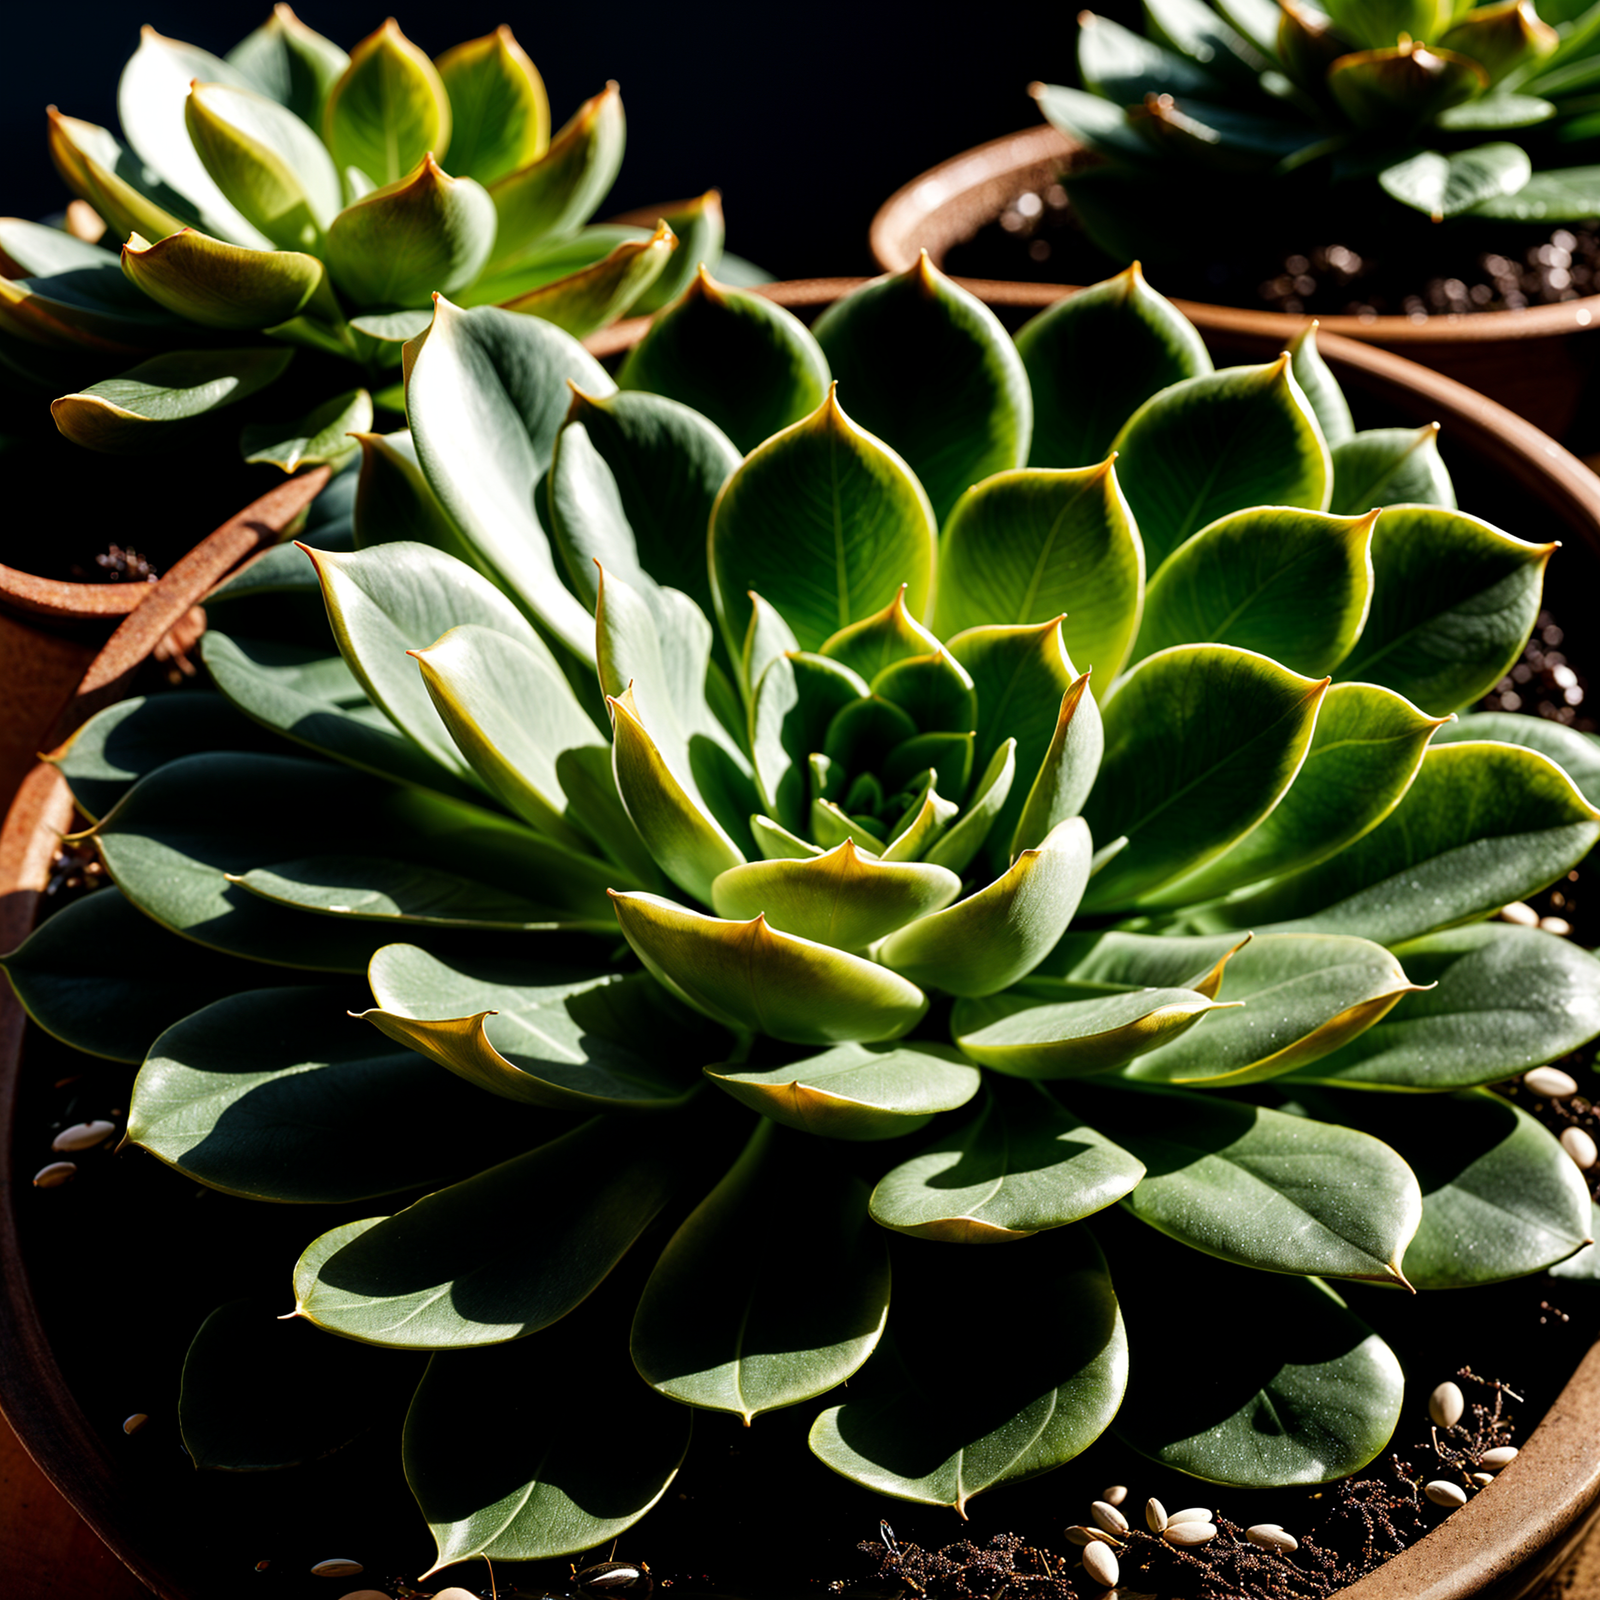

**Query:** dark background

left=0, top=0, right=1119, bottom=279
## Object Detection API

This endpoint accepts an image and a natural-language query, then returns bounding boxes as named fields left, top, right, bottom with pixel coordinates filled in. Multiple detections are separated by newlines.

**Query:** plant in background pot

left=6, top=259, right=1600, bottom=1594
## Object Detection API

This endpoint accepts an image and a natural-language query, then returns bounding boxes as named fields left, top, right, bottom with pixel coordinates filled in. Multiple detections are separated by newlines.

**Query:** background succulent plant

left=1034, top=0, right=1600, bottom=264
left=0, top=5, right=744, bottom=465
left=9, top=260, right=1600, bottom=1574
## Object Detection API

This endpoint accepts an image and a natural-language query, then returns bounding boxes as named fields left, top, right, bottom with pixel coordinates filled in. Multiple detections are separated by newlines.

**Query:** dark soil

left=943, top=177, right=1600, bottom=322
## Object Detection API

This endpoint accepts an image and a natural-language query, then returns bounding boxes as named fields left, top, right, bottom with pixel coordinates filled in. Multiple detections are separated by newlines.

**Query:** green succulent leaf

left=225, top=6, right=350, bottom=127
left=1032, top=81, right=1163, bottom=162
left=434, top=26, right=549, bottom=187
left=1284, top=924, right=1600, bottom=1090
left=1434, top=93, right=1556, bottom=130
left=870, top=1080, right=1145, bottom=1239
left=1468, top=163, right=1600, bottom=221
left=1147, top=682, right=1440, bottom=905
left=51, top=347, right=295, bottom=453
left=326, top=156, right=496, bottom=310
left=363, top=944, right=713, bottom=1111
left=1212, top=742, right=1600, bottom=943
left=46, top=109, right=197, bottom=245
left=403, top=297, right=616, bottom=658
left=609, top=891, right=929, bottom=1045
left=809, top=1225, right=1126, bottom=1512
left=616, top=270, right=831, bottom=455
left=1329, top=424, right=1456, bottom=515
left=405, top=1290, right=690, bottom=1569
left=242, top=387, right=371, bottom=472
left=1133, top=506, right=1376, bottom=677
left=495, top=221, right=674, bottom=336
left=629, top=190, right=727, bottom=313
left=1109, top=1216, right=1403, bottom=1484
left=705, top=1040, right=981, bottom=1139
left=291, top=1105, right=738, bottom=1348
left=1379, top=143, right=1533, bottom=220
left=1287, top=323, right=1355, bottom=449
left=878, top=818, right=1094, bottom=997
left=351, top=430, right=480, bottom=565
left=1323, top=0, right=1453, bottom=49
left=180, top=1300, right=418, bottom=1472
left=1079, top=9, right=1223, bottom=99
left=199, top=632, right=484, bottom=805
left=550, top=388, right=739, bottom=626
left=925, top=738, right=1019, bottom=875
left=118, top=227, right=323, bottom=331
left=1327, top=44, right=1488, bottom=130
left=1332, top=506, right=1552, bottom=715
left=1, top=887, right=284, bottom=1063
left=130, top=984, right=563, bottom=1201
left=486, top=83, right=624, bottom=269
left=1111, top=356, right=1331, bottom=573
left=749, top=649, right=870, bottom=836
left=1024, top=264, right=1209, bottom=467
left=184, top=80, right=342, bottom=249
left=1432, top=710, right=1600, bottom=807
left=709, top=388, right=937, bottom=660
left=932, top=464, right=1144, bottom=681
left=322, top=18, right=451, bottom=188
left=303, top=540, right=553, bottom=780
left=810, top=255, right=1032, bottom=525
left=1302, top=1088, right=1593, bottom=1287
left=1082, top=645, right=1329, bottom=911
left=1124, top=933, right=1420, bottom=1087
left=631, top=1119, right=890, bottom=1417
left=118, top=27, right=271, bottom=247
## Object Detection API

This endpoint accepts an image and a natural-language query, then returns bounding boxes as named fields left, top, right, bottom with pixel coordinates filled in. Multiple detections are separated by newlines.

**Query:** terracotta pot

left=0, top=469, right=330, bottom=817
left=868, top=125, right=1600, bottom=444
left=3, top=289, right=1600, bottom=1600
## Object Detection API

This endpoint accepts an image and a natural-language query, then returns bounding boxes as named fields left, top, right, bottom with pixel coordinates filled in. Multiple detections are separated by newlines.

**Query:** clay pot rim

left=868, top=123, right=1600, bottom=346
left=2, top=300, right=1599, bottom=1600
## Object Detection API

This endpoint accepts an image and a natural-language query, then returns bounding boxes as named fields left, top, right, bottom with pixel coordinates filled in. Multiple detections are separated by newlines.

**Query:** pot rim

left=2, top=298, right=1598, bottom=1600
left=868, top=124, right=1600, bottom=347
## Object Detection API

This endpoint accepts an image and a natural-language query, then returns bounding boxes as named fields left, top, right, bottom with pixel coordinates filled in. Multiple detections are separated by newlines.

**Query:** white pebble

left=1525, top=1066, right=1579, bottom=1097
left=1541, top=916, right=1573, bottom=937
left=52, top=1120, right=115, bottom=1152
left=121, top=1413, right=147, bottom=1435
left=311, top=1560, right=364, bottom=1578
left=33, top=1162, right=76, bottom=1188
left=1145, top=1495, right=1168, bottom=1533
left=1499, top=900, right=1540, bottom=926
left=1167, top=1507, right=1213, bottom=1526
left=1471, top=1472, right=1494, bottom=1487
left=1165, top=1521, right=1219, bottom=1546
left=1562, top=1127, right=1597, bottom=1169
left=1091, top=1499, right=1129, bottom=1535
left=1246, top=1525, right=1299, bottom=1552
left=1425, top=1480, right=1468, bottom=1508
left=1082, top=1540, right=1119, bottom=1588
left=431, top=1592, right=479, bottom=1600
left=1429, top=1380, right=1465, bottom=1428
left=1102, top=1483, right=1128, bottom=1506
left=1480, top=1446, right=1519, bottom=1470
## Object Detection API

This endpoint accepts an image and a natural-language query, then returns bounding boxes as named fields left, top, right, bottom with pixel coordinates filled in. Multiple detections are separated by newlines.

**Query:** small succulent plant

left=1034, top=0, right=1600, bottom=264
left=11, top=260, right=1600, bottom=1574
left=0, top=5, right=732, bottom=464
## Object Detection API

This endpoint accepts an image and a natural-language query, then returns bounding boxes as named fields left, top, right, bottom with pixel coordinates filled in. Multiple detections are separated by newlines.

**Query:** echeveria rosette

left=1033, top=0, right=1600, bottom=265
left=8, top=258, right=1599, bottom=1573
left=3, top=6, right=733, bottom=461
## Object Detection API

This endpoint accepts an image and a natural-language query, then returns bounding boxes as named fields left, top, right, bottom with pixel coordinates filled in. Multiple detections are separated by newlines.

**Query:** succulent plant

left=1033, top=0, right=1600, bottom=265
left=0, top=5, right=739, bottom=464
left=11, top=260, right=1600, bottom=1575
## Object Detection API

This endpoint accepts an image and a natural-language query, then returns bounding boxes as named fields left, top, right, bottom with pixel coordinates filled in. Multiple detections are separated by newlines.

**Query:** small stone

left=1480, top=1446, right=1519, bottom=1470
left=430, top=1591, right=479, bottom=1600
left=1166, top=1507, right=1213, bottom=1526
left=1102, top=1483, right=1128, bottom=1506
left=121, top=1413, right=147, bottom=1435
left=338, top=1592, right=391, bottom=1600
left=1425, top=1480, right=1468, bottom=1508
left=1541, top=916, right=1573, bottom=937
left=52, top=1120, right=115, bottom=1152
left=1499, top=900, right=1539, bottom=926
left=1471, top=1472, right=1495, bottom=1488
left=1429, top=1380, right=1465, bottom=1428
left=310, top=1560, right=364, bottom=1578
left=1145, top=1495, right=1168, bottom=1533
left=1246, top=1525, right=1299, bottom=1552
left=1562, top=1127, right=1597, bottom=1170
left=1525, top=1066, right=1579, bottom=1097
left=1091, top=1499, right=1129, bottom=1535
left=32, top=1162, right=76, bottom=1188
left=1082, top=1540, right=1119, bottom=1588
left=1164, top=1521, right=1219, bottom=1546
